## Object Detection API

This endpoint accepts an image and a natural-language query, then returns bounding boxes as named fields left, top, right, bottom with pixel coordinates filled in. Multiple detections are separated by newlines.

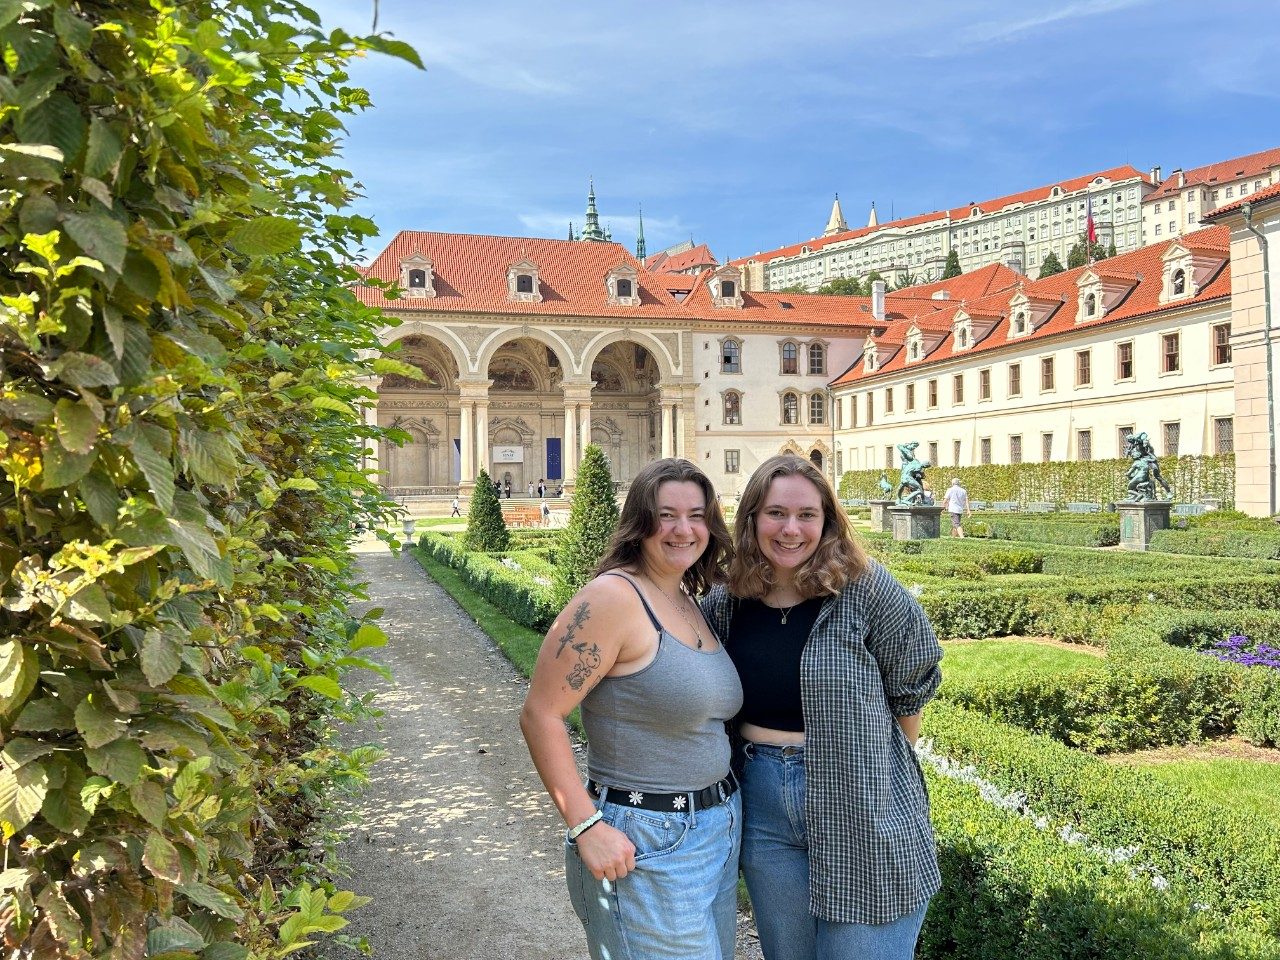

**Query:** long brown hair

left=727, top=454, right=868, bottom=599
left=595, top=458, right=731, bottom=595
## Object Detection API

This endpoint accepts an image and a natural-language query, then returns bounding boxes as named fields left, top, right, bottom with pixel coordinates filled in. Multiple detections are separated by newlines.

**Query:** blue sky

left=312, top=0, right=1280, bottom=265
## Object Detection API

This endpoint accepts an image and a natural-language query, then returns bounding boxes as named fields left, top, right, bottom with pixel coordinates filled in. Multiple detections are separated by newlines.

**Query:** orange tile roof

left=648, top=243, right=717, bottom=274
left=1147, top=146, right=1280, bottom=201
left=830, top=225, right=1230, bottom=387
left=1203, top=179, right=1280, bottom=220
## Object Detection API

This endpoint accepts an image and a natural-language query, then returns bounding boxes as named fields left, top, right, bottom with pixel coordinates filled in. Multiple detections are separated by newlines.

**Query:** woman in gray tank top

left=521, top=459, right=743, bottom=960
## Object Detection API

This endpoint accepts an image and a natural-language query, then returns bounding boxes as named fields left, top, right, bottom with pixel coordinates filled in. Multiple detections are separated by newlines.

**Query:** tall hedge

left=465, top=468, right=510, bottom=552
left=554, top=445, right=619, bottom=603
left=0, top=3, right=418, bottom=956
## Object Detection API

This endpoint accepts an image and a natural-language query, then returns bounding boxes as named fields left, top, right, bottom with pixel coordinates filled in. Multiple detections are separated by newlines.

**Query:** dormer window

left=1084, top=293, right=1097, bottom=318
left=605, top=264, right=640, bottom=305
left=1171, top=269, right=1186, bottom=296
left=954, top=324, right=971, bottom=350
left=720, top=280, right=736, bottom=298
left=863, top=346, right=878, bottom=373
left=507, top=258, right=543, bottom=302
left=399, top=254, right=435, bottom=298
left=1159, top=241, right=1222, bottom=304
left=708, top=266, right=745, bottom=308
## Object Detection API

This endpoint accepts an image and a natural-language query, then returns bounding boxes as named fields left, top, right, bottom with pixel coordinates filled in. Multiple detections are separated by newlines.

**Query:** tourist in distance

left=701, top=454, right=943, bottom=960
left=520, top=458, right=741, bottom=960
left=942, top=477, right=970, bottom=538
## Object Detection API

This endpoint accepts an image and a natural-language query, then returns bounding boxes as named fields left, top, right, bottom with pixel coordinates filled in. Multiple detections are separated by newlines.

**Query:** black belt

left=588, top=773, right=738, bottom=813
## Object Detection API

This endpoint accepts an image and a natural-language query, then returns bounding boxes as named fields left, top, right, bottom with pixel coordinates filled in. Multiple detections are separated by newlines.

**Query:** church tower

left=867, top=201, right=879, bottom=228
left=636, top=205, right=647, bottom=261
left=823, top=194, right=848, bottom=236
left=580, top=179, right=607, bottom=242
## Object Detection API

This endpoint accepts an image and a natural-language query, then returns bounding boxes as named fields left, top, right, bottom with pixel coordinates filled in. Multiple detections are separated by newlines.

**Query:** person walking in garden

left=942, top=477, right=970, bottom=538
left=450, top=496, right=461, bottom=518
left=701, top=454, right=943, bottom=960
left=521, top=459, right=742, bottom=960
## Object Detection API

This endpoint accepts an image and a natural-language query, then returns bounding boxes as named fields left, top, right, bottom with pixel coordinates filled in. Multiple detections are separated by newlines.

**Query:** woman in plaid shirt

left=702, top=455, right=943, bottom=959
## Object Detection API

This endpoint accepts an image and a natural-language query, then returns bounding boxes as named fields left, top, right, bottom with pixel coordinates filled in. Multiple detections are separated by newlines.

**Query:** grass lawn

left=940, top=639, right=1103, bottom=687
left=1120, top=756, right=1280, bottom=823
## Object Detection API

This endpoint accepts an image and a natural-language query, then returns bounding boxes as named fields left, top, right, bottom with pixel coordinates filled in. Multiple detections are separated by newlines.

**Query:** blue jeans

left=565, top=790, right=742, bottom=960
left=740, top=743, right=928, bottom=960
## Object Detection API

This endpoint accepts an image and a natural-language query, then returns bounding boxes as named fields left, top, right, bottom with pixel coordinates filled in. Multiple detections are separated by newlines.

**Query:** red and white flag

left=1086, top=194, right=1097, bottom=245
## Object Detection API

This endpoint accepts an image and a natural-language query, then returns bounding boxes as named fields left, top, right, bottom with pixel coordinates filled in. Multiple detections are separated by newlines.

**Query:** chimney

left=1150, top=166, right=1162, bottom=185
left=931, top=290, right=950, bottom=300
left=871, top=280, right=886, bottom=321
left=1175, top=168, right=1185, bottom=188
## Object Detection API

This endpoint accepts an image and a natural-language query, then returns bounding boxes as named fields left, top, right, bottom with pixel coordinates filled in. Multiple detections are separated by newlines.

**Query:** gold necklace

left=649, top=579, right=705, bottom=649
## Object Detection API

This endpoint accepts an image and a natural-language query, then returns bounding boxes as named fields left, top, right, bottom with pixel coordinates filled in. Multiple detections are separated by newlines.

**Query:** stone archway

left=589, top=342, right=661, bottom=485
left=377, top=335, right=460, bottom=495
left=485, top=339, right=564, bottom=489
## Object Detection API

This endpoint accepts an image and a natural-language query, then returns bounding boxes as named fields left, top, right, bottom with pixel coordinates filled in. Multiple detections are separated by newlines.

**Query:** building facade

left=1141, top=147, right=1280, bottom=246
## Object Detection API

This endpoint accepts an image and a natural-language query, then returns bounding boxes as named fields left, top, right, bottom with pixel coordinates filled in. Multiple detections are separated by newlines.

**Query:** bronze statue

left=1122, top=431, right=1172, bottom=502
left=895, top=441, right=932, bottom=505
left=877, top=472, right=893, bottom=497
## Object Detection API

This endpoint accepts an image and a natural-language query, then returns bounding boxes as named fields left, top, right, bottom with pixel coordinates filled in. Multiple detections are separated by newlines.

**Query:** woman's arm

left=520, top=577, right=639, bottom=882
left=895, top=712, right=922, bottom=745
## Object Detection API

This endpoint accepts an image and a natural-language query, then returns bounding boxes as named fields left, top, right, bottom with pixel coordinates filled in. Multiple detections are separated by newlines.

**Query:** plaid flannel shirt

left=701, top=559, right=943, bottom=924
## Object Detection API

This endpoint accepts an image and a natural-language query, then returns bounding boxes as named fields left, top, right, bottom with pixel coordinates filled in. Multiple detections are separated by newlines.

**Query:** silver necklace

left=649, top=580, right=705, bottom=649
left=777, top=603, right=798, bottom=625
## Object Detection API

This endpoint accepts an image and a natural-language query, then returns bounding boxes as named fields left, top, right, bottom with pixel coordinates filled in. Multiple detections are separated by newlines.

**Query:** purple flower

left=1202, top=633, right=1280, bottom=671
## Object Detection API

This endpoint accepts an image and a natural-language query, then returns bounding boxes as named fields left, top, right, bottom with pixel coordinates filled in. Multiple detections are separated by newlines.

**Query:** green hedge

left=924, top=703, right=1280, bottom=939
left=983, top=517, right=1120, bottom=547
left=839, top=454, right=1235, bottom=508
left=1150, top=528, right=1280, bottom=560
left=418, top=533, right=558, bottom=632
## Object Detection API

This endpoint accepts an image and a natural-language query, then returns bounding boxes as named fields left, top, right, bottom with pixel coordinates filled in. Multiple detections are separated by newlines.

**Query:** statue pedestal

left=869, top=499, right=894, bottom=533
left=1117, top=501, right=1172, bottom=551
left=890, top=504, right=945, bottom=541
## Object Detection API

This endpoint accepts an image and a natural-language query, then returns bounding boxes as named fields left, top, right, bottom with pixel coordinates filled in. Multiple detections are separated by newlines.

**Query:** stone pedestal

left=1117, top=501, right=1172, bottom=551
left=890, top=504, right=945, bottom=541
left=869, top=499, right=894, bottom=533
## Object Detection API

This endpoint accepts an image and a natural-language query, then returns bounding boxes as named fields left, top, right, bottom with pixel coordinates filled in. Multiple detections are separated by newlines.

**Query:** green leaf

left=226, top=216, right=303, bottom=256
left=63, top=211, right=127, bottom=274
left=165, top=326, right=226, bottom=362
left=310, top=395, right=356, bottom=416
left=75, top=693, right=127, bottom=748
left=143, top=831, right=183, bottom=882
left=47, top=351, right=118, bottom=388
left=41, top=774, right=90, bottom=833
left=0, top=760, right=48, bottom=831
left=0, top=642, right=39, bottom=716
left=0, top=868, right=32, bottom=891
left=79, top=469, right=121, bottom=526
left=126, top=426, right=175, bottom=514
left=0, top=0, right=23, bottom=29
left=167, top=518, right=225, bottom=585
left=0, top=393, right=54, bottom=424
left=350, top=623, right=387, bottom=651
left=0, top=739, right=54, bottom=770
left=179, top=429, right=238, bottom=486
left=129, top=780, right=168, bottom=829
left=141, top=628, right=182, bottom=686
left=294, top=675, right=342, bottom=699
left=54, top=398, right=100, bottom=454
left=83, top=118, right=124, bottom=180
left=365, top=35, right=425, bottom=69
left=177, top=881, right=244, bottom=919
left=41, top=442, right=97, bottom=488
left=64, top=581, right=111, bottom=622
left=202, top=944, right=249, bottom=960
left=15, top=92, right=85, bottom=163
left=14, top=697, right=74, bottom=731
left=280, top=477, right=319, bottom=491
left=84, top=737, right=145, bottom=786
left=146, top=916, right=205, bottom=954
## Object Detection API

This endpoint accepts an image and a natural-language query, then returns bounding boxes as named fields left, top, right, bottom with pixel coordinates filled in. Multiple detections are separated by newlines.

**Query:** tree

left=1038, top=252, right=1066, bottom=278
left=555, top=445, right=620, bottom=603
left=466, top=469, right=511, bottom=551
left=1067, top=235, right=1110, bottom=269
left=941, top=249, right=963, bottom=279
left=892, top=271, right=919, bottom=292
left=0, top=2, right=417, bottom=954
left=815, top=276, right=863, bottom=296
left=866, top=269, right=885, bottom=285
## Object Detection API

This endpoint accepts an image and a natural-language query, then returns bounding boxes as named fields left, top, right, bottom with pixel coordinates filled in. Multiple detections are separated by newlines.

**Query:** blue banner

left=546, top=437, right=562, bottom=481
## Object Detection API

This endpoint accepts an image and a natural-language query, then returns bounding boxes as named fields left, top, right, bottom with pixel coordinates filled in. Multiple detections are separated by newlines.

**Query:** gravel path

left=324, top=546, right=762, bottom=960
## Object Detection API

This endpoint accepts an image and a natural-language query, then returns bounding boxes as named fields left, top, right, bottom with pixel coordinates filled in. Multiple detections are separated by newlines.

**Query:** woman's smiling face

left=754, top=474, right=825, bottom=579
left=640, top=480, right=709, bottom=578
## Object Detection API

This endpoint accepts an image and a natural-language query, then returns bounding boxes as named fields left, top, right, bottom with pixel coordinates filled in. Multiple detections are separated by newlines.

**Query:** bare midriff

left=740, top=722, right=805, bottom=747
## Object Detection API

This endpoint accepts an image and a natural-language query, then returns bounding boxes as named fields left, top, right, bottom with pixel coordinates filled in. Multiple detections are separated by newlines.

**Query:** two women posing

left=521, top=455, right=943, bottom=960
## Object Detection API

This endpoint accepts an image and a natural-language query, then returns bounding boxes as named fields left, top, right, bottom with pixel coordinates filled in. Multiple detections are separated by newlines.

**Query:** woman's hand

left=575, top=821, right=637, bottom=881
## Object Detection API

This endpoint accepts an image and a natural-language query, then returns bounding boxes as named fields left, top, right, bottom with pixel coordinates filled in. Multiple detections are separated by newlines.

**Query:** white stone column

left=561, top=382, right=593, bottom=483
left=458, top=401, right=474, bottom=485
left=475, top=398, right=490, bottom=479
left=579, top=402, right=592, bottom=461
left=457, top=378, right=492, bottom=487
left=659, top=388, right=682, bottom=459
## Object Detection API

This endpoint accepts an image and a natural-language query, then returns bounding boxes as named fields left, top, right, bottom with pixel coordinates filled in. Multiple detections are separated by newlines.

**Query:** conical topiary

left=465, top=468, right=510, bottom=552
left=555, top=445, right=619, bottom=603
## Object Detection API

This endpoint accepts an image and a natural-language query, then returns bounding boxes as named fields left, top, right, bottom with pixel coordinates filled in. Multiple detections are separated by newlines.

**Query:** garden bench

left=1023, top=502, right=1054, bottom=513
left=1066, top=502, right=1102, bottom=514
left=1171, top=503, right=1208, bottom=517
left=970, top=500, right=989, bottom=511
left=991, top=501, right=1020, bottom=511
left=502, top=505, right=545, bottom=527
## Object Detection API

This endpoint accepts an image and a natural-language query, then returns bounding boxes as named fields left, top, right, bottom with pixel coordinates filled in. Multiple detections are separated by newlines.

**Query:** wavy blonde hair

left=727, top=455, right=868, bottom=599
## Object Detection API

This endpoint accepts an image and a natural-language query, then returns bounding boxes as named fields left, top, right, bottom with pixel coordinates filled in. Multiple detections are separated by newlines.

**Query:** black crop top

left=726, top=596, right=825, bottom=733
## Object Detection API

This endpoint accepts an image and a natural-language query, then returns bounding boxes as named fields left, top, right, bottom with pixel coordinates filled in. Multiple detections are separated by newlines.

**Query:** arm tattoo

left=554, top=601, right=601, bottom=690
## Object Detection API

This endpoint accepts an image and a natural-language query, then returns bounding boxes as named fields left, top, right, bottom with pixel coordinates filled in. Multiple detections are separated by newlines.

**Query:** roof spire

left=636, top=204, right=647, bottom=261
left=824, top=193, right=848, bottom=236
left=568, top=221, right=575, bottom=241
left=580, top=177, right=605, bottom=242
left=867, top=201, right=879, bottom=228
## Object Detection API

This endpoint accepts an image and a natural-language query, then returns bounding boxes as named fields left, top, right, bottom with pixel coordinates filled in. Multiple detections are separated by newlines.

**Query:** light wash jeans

left=565, top=790, right=742, bottom=960
left=740, top=743, right=928, bottom=960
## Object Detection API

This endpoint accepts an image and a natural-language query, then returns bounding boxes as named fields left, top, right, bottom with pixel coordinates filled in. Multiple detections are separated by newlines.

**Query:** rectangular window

left=865, top=393, right=874, bottom=425
left=885, top=446, right=895, bottom=469
left=1154, top=224, right=1162, bottom=236
left=810, top=394, right=825, bottom=425
left=928, top=379, right=939, bottom=408
left=1162, top=332, right=1181, bottom=373
left=836, top=450, right=843, bottom=475
left=1118, top=425, right=1134, bottom=456
left=979, top=368, right=991, bottom=400
left=884, top=387, right=894, bottom=414
left=1077, top=429, right=1093, bottom=461
left=1214, top=417, right=1234, bottom=453
left=1009, top=435, right=1022, bottom=464
left=1008, top=362, right=1022, bottom=397
left=1041, top=356, right=1055, bottom=392
left=928, top=441, right=938, bottom=465
left=724, top=449, right=740, bottom=474
left=1076, top=349, right=1092, bottom=387
left=953, top=439, right=961, bottom=467
left=1117, top=341, right=1134, bottom=380
left=1041, top=432, right=1053, bottom=462
left=905, top=383, right=916, bottom=412
left=953, top=374, right=964, bottom=404
left=1163, top=421, right=1181, bottom=457
left=1225, top=186, right=1234, bottom=198
left=980, top=437, right=992, bottom=464
left=1212, top=322, right=1232, bottom=365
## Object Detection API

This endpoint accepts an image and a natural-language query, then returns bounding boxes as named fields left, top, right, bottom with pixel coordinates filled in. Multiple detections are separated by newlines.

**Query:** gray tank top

left=582, top=574, right=744, bottom=792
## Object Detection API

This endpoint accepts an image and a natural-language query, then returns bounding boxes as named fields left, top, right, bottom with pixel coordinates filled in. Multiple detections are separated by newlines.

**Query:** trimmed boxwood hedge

left=924, top=703, right=1280, bottom=939
left=983, top=517, right=1120, bottom=547
left=418, top=532, right=558, bottom=631
left=1150, top=528, right=1280, bottom=559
